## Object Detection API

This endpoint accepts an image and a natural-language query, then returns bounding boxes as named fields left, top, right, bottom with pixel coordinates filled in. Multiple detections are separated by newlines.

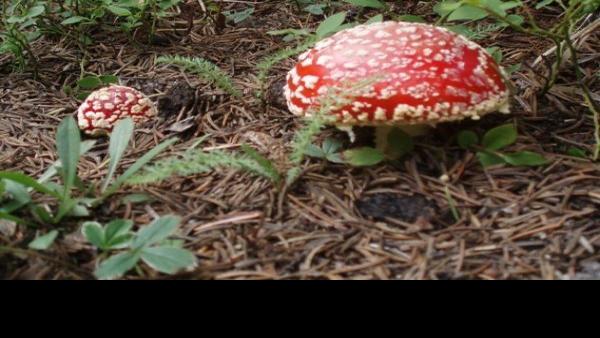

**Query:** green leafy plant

left=56, top=0, right=183, bottom=39
left=435, top=0, right=600, bottom=160
left=0, top=1, right=184, bottom=70
left=0, top=0, right=46, bottom=72
left=0, top=117, right=176, bottom=226
left=304, top=137, right=346, bottom=164
left=83, top=215, right=197, bottom=280
left=304, top=128, right=414, bottom=168
left=458, top=124, right=548, bottom=168
left=82, top=219, right=134, bottom=251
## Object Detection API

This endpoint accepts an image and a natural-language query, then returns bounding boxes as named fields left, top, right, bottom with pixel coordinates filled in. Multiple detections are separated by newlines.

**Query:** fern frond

left=285, top=77, right=382, bottom=185
left=127, top=148, right=280, bottom=185
left=156, top=55, right=241, bottom=97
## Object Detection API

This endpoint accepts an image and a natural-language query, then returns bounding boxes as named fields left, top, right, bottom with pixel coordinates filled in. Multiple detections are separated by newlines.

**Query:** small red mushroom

left=284, top=21, right=510, bottom=147
left=77, top=85, right=157, bottom=136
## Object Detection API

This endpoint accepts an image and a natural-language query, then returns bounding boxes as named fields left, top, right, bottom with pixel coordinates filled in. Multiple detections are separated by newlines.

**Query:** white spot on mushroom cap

left=283, top=20, right=509, bottom=125
left=77, top=85, right=156, bottom=135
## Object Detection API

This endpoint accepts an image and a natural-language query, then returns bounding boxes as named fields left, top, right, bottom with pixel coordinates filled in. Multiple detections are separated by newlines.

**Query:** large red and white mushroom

left=284, top=21, right=510, bottom=147
left=77, top=85, right=157, bottom=136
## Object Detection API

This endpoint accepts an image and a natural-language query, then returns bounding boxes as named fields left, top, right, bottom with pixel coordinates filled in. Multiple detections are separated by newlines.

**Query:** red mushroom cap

left=284, top=21, right=510, bottom=126
left=77, top=85, right=157, bottom=136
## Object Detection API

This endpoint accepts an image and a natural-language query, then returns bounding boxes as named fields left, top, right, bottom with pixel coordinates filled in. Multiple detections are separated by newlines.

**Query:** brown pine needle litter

left=1, top=1, right=599, bottom=280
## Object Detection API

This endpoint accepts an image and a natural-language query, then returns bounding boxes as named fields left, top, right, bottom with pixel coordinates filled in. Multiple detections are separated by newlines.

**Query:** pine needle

left=156, top=55, right=241, bottom=97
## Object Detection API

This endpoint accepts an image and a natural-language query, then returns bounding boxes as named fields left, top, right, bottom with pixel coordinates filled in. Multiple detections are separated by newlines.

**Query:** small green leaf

left=68, top=203, right=90, bottom=217
left=433, top=1, right=463, bottom=17
left=77, top=76, right=103, bottom=89
left=105, top=219, right=133, bottom=248
left=26, top=5, right=45, bottom=18
left=365, top=14, right=384, bottom=24
left=322, top=138, right=343, bottom=155
left=344, top=147, right=385, bottom=167
left=387, top=128, right=414, bottom=159
left=82, top=222, right=105, bottom=248
left=316, top=11, right=347, bottom=40
left=76, top=91, right=91, bottom=100
left=305, top=144, right=326, bottom=158
left=482, top=124, right=517, bottom=150
left=457, top=130, right=479, bottom=149
left=140, top=246, right=197, bottom=275
left=342, top=0, right=385, bottom=9
left=304, top=4, right=326, bottom=15
left=477, top=151, right=506, bottom=167
left=95, top=251, right=141, bottom=280
left=502, top=151, right=548, bottom=166
left=99, top=75, right=119, bottom=84
left=396, top=14, right=426, bottom=23
left=1, top=179, right=31, bottom=214
left=120, top=193, right=153, bottom=204
left=498, top=1, right=523, bottom=11
left=28, top=230, right=59, bottom=250
left=506, top=14, right=524, bottom=26
left=107, top=5, right=131, bottom=16
left=567, top=147, right=587, bottom=158
left=61, top=16, right=87, bottom=25
left=105, top=219, right=133, bottom=240
left=447, top=5, right=488, bottom=22
left=536, top=0, right=556, bottom=9
left=132, top=215, right=180, bottom=249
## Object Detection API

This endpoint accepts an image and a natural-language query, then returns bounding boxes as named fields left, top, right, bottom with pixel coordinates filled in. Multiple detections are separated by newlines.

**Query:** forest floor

left=1, top=1, right=600, bottom=280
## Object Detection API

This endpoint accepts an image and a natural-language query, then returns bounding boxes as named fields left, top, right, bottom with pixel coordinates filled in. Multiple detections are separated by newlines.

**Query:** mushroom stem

left=374, top=124, right=431, bottom=153
left=374, top=126, right=393, bottom=153
left=336, top=125, right=357, bottom=143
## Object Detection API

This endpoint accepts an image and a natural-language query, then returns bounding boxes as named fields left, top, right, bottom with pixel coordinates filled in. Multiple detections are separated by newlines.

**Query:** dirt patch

left=356, top=193, right=438, bottom=223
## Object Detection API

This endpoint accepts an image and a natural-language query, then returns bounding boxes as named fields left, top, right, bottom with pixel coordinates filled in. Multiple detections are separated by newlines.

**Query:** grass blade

left=0, top=211, right=28, bottom=225
left=101, top=137, right=178, bottom=199
left=56, top=117, right=81, bottom=196
left=38, top=140, right=96, bottom=184
left=102, top=118, right=134, bottom=192
left=0, top=172, right=61, bottom=198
